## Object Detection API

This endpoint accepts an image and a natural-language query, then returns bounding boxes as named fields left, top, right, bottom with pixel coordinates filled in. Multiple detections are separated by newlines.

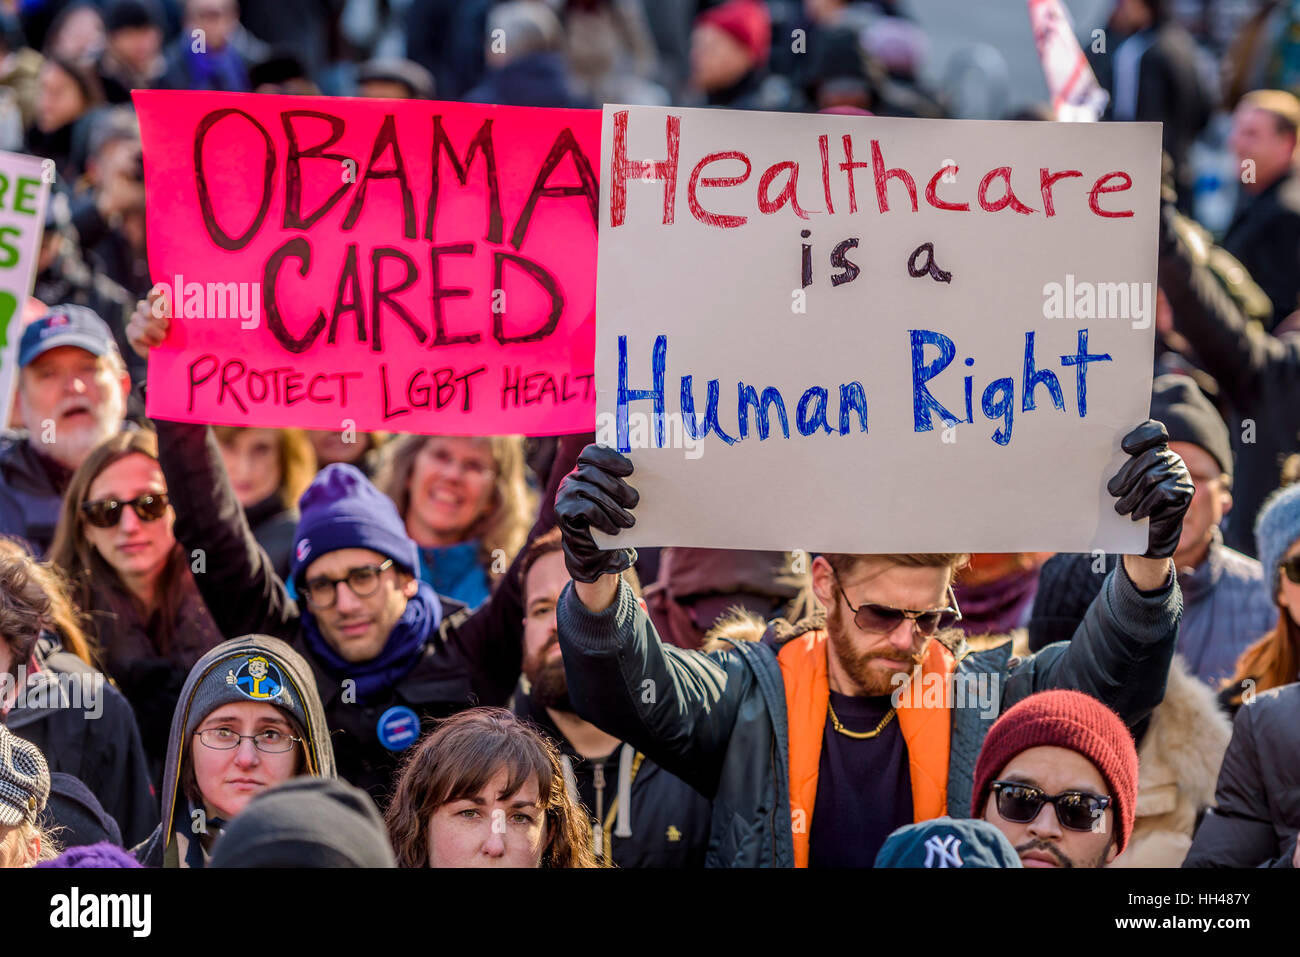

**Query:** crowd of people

left=0, top=0, right=1298, bottom=872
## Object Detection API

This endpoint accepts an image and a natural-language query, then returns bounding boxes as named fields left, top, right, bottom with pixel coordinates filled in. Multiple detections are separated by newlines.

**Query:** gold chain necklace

left=828, top=700, right=896, bottom=739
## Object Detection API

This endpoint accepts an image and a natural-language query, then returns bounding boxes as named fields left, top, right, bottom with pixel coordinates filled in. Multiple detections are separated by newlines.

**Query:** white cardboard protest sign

left=0, top=151, right=50, bottom=426
left=593, top=105, right=1161, bottom=553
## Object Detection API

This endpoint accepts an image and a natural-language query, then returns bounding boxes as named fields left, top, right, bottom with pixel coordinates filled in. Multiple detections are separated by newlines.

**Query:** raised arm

left=552, top=444, right=749, bottom=797
left=1005, top=420, right=1191, bottom=727
left=127, top=295, right=299, bottom=641
left=1159, top=203, right=1300, bottom=406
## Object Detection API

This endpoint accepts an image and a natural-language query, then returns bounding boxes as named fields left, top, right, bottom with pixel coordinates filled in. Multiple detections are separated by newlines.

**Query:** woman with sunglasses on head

left=49, top=429, right=223, bottom=781
left=134, top=635, right=337, bottom=867
left=1185, top=482, right=1300, bottom=867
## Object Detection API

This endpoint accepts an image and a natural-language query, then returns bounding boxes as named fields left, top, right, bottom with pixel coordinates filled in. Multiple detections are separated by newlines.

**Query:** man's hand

left=554, top=444, right=639, bottom=611
left=1108, top=419, right=1193, bottom=589
left=125, top=286, right=171, bottom=359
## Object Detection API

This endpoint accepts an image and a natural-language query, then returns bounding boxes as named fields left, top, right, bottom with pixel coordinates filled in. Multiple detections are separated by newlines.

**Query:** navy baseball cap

left=874, top=817, right=1023, bottom=868
left=18, top=305, right=117, bottom=367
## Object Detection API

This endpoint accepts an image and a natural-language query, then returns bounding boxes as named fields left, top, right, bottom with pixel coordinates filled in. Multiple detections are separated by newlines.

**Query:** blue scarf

left=417, top=539, right=491, bottom=609
left=302, top=580, right=442, bottom=704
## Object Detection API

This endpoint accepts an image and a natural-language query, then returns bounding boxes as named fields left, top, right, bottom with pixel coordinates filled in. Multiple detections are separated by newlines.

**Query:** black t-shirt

left=808, top=691, right=913, bottom=868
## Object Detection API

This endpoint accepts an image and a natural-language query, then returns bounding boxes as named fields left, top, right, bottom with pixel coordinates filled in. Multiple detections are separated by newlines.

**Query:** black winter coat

left=1183, top=682, right=1300, bottom=867
left=1222, top=171, right=1300, bottom=328
left=557, top=563, right=1181, bottom=867
left=0, top=433, right=68, bottom=557
left=6, top=644, right=156, bottom=846
left=1159, top=202, right=1300, bottom=557
left=514, top=690, right=711, bottom=867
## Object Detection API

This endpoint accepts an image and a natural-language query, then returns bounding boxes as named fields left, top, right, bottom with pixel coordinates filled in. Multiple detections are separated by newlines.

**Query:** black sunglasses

left=990, top=781, right=1110, bottom=832
left=1282, top=555, right=1300, bottom=586
left=833, top=573, right=962, bottom=636
left=80, top=493, right=171, bottom=528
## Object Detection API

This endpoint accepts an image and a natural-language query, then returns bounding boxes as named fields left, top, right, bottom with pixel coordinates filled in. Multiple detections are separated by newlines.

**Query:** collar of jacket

left=1176, top=528, right=1225, bottom=604
left=777, top=629, right=956, bottom=868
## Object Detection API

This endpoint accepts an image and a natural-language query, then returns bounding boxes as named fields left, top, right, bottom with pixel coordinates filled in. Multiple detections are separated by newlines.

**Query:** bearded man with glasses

left=553, top=420, right=1192, bottom=867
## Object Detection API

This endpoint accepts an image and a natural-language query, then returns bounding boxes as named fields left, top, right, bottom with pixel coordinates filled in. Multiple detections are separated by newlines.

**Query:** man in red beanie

left=973, top=690, right=1138, bottom=868
left=690, top=0, right=793, bottom=110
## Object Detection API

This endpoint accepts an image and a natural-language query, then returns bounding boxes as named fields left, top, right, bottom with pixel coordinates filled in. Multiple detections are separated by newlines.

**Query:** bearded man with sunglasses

left=553, top=420, right=1192, bottom=867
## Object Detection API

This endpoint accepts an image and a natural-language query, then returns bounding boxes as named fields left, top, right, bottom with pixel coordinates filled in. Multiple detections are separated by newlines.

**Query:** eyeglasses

left=303, top=559, right=394, bottom=609
left=195, top=727, right=301, bottom=753
left=1282, top=555, right=1300, bottom=585
left=989, top=781, right=1110, bottom=832
left=833, top=574, right=962, bottom=636
left=80, top=493, right=171, bottom=528
left=425, top=445, right=495, bottom=481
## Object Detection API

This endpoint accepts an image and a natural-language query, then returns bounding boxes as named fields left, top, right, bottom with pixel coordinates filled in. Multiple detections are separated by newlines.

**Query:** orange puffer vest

left=778, top=631, right=957, bottom=868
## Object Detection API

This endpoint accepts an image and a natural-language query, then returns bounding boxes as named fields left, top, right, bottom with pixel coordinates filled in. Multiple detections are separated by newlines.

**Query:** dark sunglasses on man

left=832, top=571, right=962, bottom=636
left=80, top=493, right=171, bottom=528
left=989, top=781, right=1110, bottom=831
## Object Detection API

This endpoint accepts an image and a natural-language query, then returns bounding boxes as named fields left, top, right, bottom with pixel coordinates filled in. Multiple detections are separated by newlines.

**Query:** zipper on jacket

left=592, top=759, right=606, bottom=858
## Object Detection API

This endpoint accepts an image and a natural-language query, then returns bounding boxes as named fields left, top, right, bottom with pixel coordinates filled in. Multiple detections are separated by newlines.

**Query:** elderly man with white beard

left=0, top=305, right=130, bottom=555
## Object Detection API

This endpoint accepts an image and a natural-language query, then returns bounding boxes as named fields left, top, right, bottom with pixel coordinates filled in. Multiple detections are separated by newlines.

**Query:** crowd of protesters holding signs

left=1, top=0, right=1300, bottom=881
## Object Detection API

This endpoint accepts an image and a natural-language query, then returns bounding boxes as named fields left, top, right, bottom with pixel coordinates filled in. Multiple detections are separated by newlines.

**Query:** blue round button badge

left=377, top=706, right=421, bottom=752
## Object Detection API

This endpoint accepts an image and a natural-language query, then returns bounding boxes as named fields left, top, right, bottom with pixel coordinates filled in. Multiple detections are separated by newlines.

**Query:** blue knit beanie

left=290, top=464, right=419, bottom=584
left=1255, top=482, right=1300, bottom=597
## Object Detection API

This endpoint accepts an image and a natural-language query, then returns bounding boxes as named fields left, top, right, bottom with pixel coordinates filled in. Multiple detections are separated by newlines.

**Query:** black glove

left=553, top=444, right=639, bottom=583
left=1106, top=419, right=1194, bottom=559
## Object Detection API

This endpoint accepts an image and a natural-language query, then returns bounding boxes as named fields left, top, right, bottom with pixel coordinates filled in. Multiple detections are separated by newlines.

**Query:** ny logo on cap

left=922, top=834, right=963, bottom=868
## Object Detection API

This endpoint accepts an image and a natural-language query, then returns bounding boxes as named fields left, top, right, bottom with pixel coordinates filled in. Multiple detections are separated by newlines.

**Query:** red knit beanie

left=696, top=0, right=771, bottom=67
left=971, top=690, right=1138, bottom=853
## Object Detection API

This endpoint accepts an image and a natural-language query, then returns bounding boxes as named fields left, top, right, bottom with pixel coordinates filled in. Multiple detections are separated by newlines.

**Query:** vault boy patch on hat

left=226, top=655, right=285, bottom=701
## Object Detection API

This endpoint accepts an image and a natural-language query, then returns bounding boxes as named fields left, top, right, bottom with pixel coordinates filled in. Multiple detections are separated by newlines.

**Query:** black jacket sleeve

left=86, top=681, right=158, bottom=847
left=1159, top=203, right=1300, bottom=406
left=1183, top=695, right=1296, bottom=867
left=1002, top=560, right=1181, bottom=731
left=152, top=413, right=299, bottom=641
left=436, top=432, right=590, bottom=706
left=556, top=577, right=746, bottom=799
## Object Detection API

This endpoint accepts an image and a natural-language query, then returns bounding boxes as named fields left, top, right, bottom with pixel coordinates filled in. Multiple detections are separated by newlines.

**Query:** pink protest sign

left=134, top=91, right=599, bottom=435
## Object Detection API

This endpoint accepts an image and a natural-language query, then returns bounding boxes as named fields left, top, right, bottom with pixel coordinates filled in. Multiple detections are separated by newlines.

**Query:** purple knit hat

left=38, top=841, right=142, bottom=868
left=290, top=463, right=419, bottom=584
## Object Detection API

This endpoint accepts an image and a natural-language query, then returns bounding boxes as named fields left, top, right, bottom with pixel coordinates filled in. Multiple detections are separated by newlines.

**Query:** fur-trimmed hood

left=1109, top=654, right=1231, bottom=868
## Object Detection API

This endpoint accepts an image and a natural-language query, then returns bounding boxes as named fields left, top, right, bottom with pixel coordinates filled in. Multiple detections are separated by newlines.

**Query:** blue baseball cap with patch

left=18, top=304, right=117, bottom=368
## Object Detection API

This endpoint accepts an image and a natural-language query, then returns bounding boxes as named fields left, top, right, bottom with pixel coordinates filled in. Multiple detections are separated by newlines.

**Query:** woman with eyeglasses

left=48, top=429, right=223, bottom=780
left=133, top=635, right=337, bottom=867
left=376, top=435, right=536, bottom=609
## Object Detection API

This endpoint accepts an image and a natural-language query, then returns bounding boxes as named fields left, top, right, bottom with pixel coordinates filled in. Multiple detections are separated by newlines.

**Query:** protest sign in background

left=593, top=105, right=1161, bottom=554
left=0, top=150, right=50, bottom=425
left=135, top=91, right=599, bottom=435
